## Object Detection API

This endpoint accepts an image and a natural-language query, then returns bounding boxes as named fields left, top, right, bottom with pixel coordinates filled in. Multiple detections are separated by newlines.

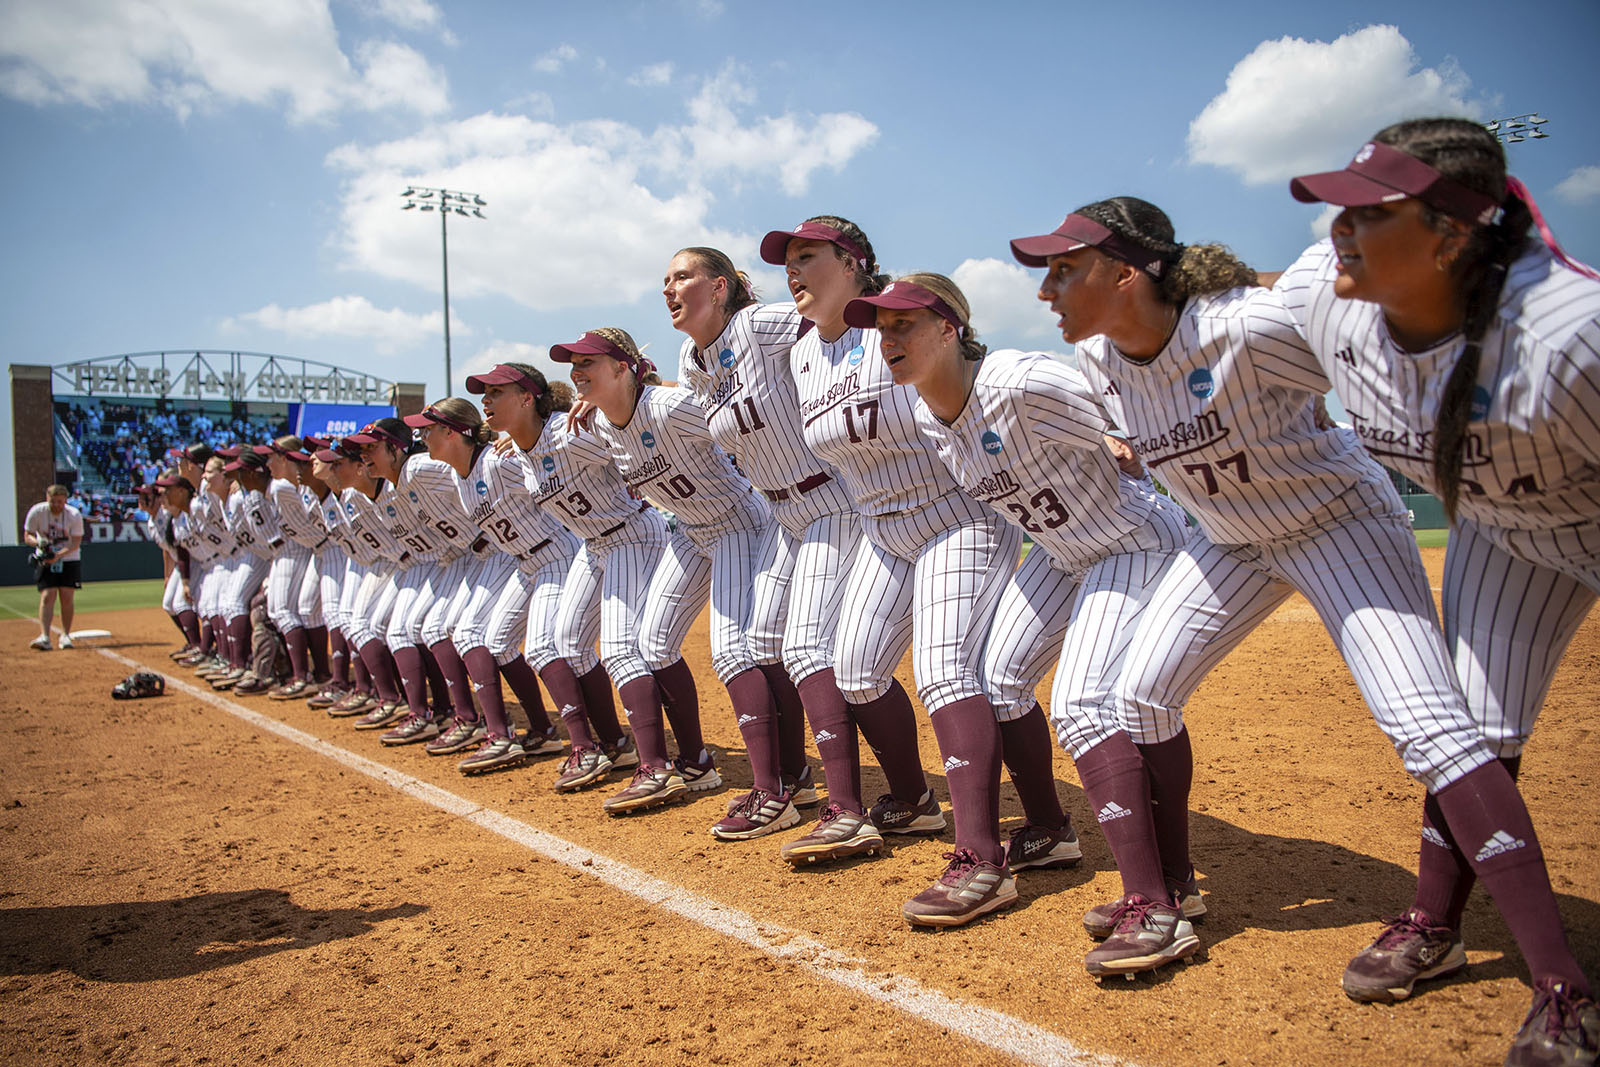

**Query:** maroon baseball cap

left=345, top=418, right=411, bottom=449
left=268, top=441, right=314, bottom=462
left=1290, top=140, right=1501, bottom=226
left=224, top=450, right=269, bottom=473
left=759, top=221, right=869, bottom=270
left=215, top=444, right=245, bottom=459
left=550, top=331, right=639, bottom=369
left=153, top=474, right=196, bottom=492
left=301, top=434, right=330, bottom=451
left=465, top=364, right=543, bottom=396
left=312, top=438, right=360, bottom=462
left=1010, top=214, right=1172, bottom=279
left=843, top=279, right=964, bottom=331
left=402, top=404, right=477, bottom=434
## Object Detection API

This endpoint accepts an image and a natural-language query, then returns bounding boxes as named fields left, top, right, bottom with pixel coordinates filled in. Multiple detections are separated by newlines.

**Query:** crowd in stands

left=56, top=401, right=290, bottom=495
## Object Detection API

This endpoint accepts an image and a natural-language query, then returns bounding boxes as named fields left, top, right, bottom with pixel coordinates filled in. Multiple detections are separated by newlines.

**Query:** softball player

left=1278, top=118, right=1598, bottom=1064
left=554, top=328, right=778, bottom=820
left=477, top=362, right=644, bottom=791
left=310, top=441, right=384, bottom=714
left=667, top=247, right=855, bottom=837
left=844, top=272, right=1190, bottom=926
left=174, top=445, right=219, bottom=668
left=261, top=438, right=328, bottom=696
left=188, top=455, right=241, bottom=679
left=219, top=450, right=286, bottom=694
left=159, top=472, right=228, bottom=660
left=758, top=217, right=1023, bottom=872
left=404, top=396, right=583, bottom=771
left=143, top=479, right=201, bottom=656
left=1010, top=196, right=1586, bottom=1002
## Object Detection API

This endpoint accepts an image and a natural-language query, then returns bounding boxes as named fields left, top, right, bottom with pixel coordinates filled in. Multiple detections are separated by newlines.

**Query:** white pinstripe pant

left=384, top=559, right=445, bottom=651
left=347, top=561, right=398, bottom=648
left=489, top=546, right=579, bottom=670
left=219, top=553, right=270, bottom=619
left=834, top=491, right=1023, bottom=710
left=555, top=511, right=670, bottom=688
left=266, top=542, right=315, bottom=632
left=1444, top=515, right=1599, bottom=757
left=301, top=546, right=340, bottom=630
left=1116, top=483, right=1495, bottom=793
left=640, top=497, right=769, bottom=684
left=195, top=557, right=225, bottom=619
left=161, top=567, right=193, bottom=615
left=746, top=479, right=860, bottom=685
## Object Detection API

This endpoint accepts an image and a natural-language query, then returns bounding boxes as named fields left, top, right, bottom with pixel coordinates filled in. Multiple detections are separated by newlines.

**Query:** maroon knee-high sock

left=1137, top=728, right=1195, bottom=886
left=1432, top=760, right=1585, bottom=990
left=329, top=629, right=350, bottom=687
left=652, top=659, right=704, bottom=763
left=177, top=610, right=201, bottom=649
left=211, top=615, right=227, bottom=658
left=930, top=695, right=1003, bottom=865
left=427, top=640, right=474, bottom=719
left=391, top=646, right=431, bottom=715
left=226, top=615, right=252, bottom=669
left=1415, top=755, right=1521, bottom=927
left=797, top=669, right=862, bottom=814
left=1075, top=733, right=1166, bottom=901
left=199, top=616, right=214, bottom=656
left=580, top=665, right=623, bottom=746
left=726, top=668, right=780, bottom=793
left=999, top=703, right=1066, bottom=831
left=356, top=639, right=401, bottom=704
left=352, top=649, right=371, bottom=694
left=307, top=625, right=329, bottom=680
left=420, top=645, right=450, bottom=713
left=169, top=611, right=188, bottom=640
left=461, top=647, right=512, bottom=738
left=500, top=656, right=553, bottom=735
left=850, top=680, right=927, bottom=804
left=540, top=658, right=593, bottom=747
left=619, top=676, right=667, bottom=768
left=760, top=663, right=810, bottom=782
left=284, top=626, right=310, bottom=682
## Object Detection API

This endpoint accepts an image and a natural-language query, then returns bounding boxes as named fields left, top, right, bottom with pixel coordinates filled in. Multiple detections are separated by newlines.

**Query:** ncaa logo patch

left=542, top=456, right=555, bottom=473
left=847, top=344, right=865, bottom=366
left=408, top=490, right=419, bottom=503
left=718, top=348, right=735, bottom=369
left=1470, top=386, right=1491, bottom=422
left=385, top=505, right=397, bottom=517
left=475, top=480, right=488, bottom=496
left=1187, top=368, right=1215, bottom=400
left=345, top=503, right=356, bottom=515
left=981, top=431, right=1003, bottom=454
left=641, top=430, right=656, bottom=449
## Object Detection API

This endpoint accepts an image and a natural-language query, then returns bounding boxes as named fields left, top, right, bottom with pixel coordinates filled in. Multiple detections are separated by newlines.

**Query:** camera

left=29, top=545, right=52, bottom=567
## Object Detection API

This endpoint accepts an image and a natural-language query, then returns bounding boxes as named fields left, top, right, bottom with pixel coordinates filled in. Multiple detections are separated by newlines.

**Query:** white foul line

left=94, top=647, right=1129, bottom=1067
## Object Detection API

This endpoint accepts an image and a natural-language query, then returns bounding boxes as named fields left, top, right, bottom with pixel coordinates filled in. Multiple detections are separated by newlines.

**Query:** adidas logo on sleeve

left=1474, top=829, right=1526, bottom=863
left=1097, top=801, right=1133, bottom=823
left=814, top=729, right=838, bottom=744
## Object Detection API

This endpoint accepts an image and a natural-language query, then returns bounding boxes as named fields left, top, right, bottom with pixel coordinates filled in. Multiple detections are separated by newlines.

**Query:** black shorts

left=36, top=560, right=83, bottom=591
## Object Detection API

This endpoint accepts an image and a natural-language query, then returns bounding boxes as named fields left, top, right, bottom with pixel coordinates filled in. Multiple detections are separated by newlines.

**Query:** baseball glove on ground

left=112, top=672, right=165, bottom=699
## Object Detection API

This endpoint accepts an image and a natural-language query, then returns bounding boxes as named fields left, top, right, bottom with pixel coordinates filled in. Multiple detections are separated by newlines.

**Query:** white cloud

left=0, top=0, right=449, bottom=121
left=1188, top=25, right=1481, bottom=186
left=223, top=295, right=465, bottom=354
left=327, top=69, right=878, bottom=313
left=628, top=62, right=674, bottom=88
left=950, top=258, right=1059, bottom=347
left=532, top=43, right=578, bottom=74
left=359, top=0, right=445, bottom=31
left=458, top=340, right=559, bottom=385
left=1555, top=165, right=1600, bottom=204
left=1308, top=204, right=1342, bottom=241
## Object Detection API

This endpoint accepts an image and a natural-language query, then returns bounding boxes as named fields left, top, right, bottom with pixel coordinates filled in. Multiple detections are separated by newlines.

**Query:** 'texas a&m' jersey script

left=1076, top=285, right=1381, bottom=545
left=1277, top=240, right=1600, bottom=533
left=456, top=444, right=573, bottom=568
left=916, top=350, right=1183, bottom=573
left=592, top=384, right=758, bottom=527
left=521, top=411, right=643, bottom=541
left=791, top=326, right=959, bottom=516
left=679, top=302, right=837, bottom=492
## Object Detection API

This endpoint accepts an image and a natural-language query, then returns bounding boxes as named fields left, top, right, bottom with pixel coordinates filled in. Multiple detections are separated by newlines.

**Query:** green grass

left=1413, top=528, right=1450, bottom=549
left=0, top=578, right=167, bottom=620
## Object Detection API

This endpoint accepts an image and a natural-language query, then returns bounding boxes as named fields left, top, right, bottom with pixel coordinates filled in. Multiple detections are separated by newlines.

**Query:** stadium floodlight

left=402, top=201, right=417, bottom=210
left=1485, top=113, right=1550, bottom=144
left=399, top=184, right=487, bottom=396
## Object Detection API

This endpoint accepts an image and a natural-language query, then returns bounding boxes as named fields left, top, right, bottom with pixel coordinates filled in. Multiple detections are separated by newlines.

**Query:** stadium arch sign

left=55, top=350, right=395, bottom=404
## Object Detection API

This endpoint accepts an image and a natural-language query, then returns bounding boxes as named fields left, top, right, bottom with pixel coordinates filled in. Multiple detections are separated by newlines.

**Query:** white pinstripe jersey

left=790, top=325, right=960, bottom=515
left=395, top=453, right=480, bottom=560
left=592, top=384, right=759, bottom=527
left=194, top=488, right=236, bottom=557
left=1075, top=285, right=1385, bottom=545
left=1277, top=240, right=1600, bottom=534
left=679, top=302, right=838, bottom=492
left=171, top=507, right=227, bottom=566
left=269, top=478, right=325, bottom=550
left=342, top=485, right=407, bottom=564
left=521, top=411, right=644, bottom=541
left=457, top=444, right=572, bottom=566
left=320, top=488, right=371, bottom=565
left=147, top=510, right=180, bottom=562
left=916, top=350, right=1181, bottom=573
left=229, top=487, right=279, bottom=560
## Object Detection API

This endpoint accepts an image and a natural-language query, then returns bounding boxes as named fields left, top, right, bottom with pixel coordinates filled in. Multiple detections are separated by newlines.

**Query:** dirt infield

left=2, top=546, right=1596, bottom=1067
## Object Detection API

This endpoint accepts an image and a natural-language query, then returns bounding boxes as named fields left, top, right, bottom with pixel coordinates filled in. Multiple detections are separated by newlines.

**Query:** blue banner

left=296, top=402, right=396, bottom=440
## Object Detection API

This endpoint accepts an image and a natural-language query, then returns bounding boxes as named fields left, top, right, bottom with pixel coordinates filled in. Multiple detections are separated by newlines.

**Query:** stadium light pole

left=400, top=185, right=487, bottom=396
left=1484, top=113, right=1549, bottom=144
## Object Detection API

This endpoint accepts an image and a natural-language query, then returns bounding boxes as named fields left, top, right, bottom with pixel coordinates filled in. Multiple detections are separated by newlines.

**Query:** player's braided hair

left=1075, top=197, right=1257, bottom=300
left=589, top=327, right=662, bottom=387
left=896, top=272, right=988, bottom=362
left=500, top=362, right=574, bottom=416
left=427, top=397, right=496, bottom=445
left=1374, top=118, right=1531, bottom=521
left=678, top=247, right=759, bottom=313
left=804, top=215, right=891, bottom=295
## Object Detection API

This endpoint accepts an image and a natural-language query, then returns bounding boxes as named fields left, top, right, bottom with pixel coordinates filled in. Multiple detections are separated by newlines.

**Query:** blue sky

left=3, top=1, right=1598, bottom=531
